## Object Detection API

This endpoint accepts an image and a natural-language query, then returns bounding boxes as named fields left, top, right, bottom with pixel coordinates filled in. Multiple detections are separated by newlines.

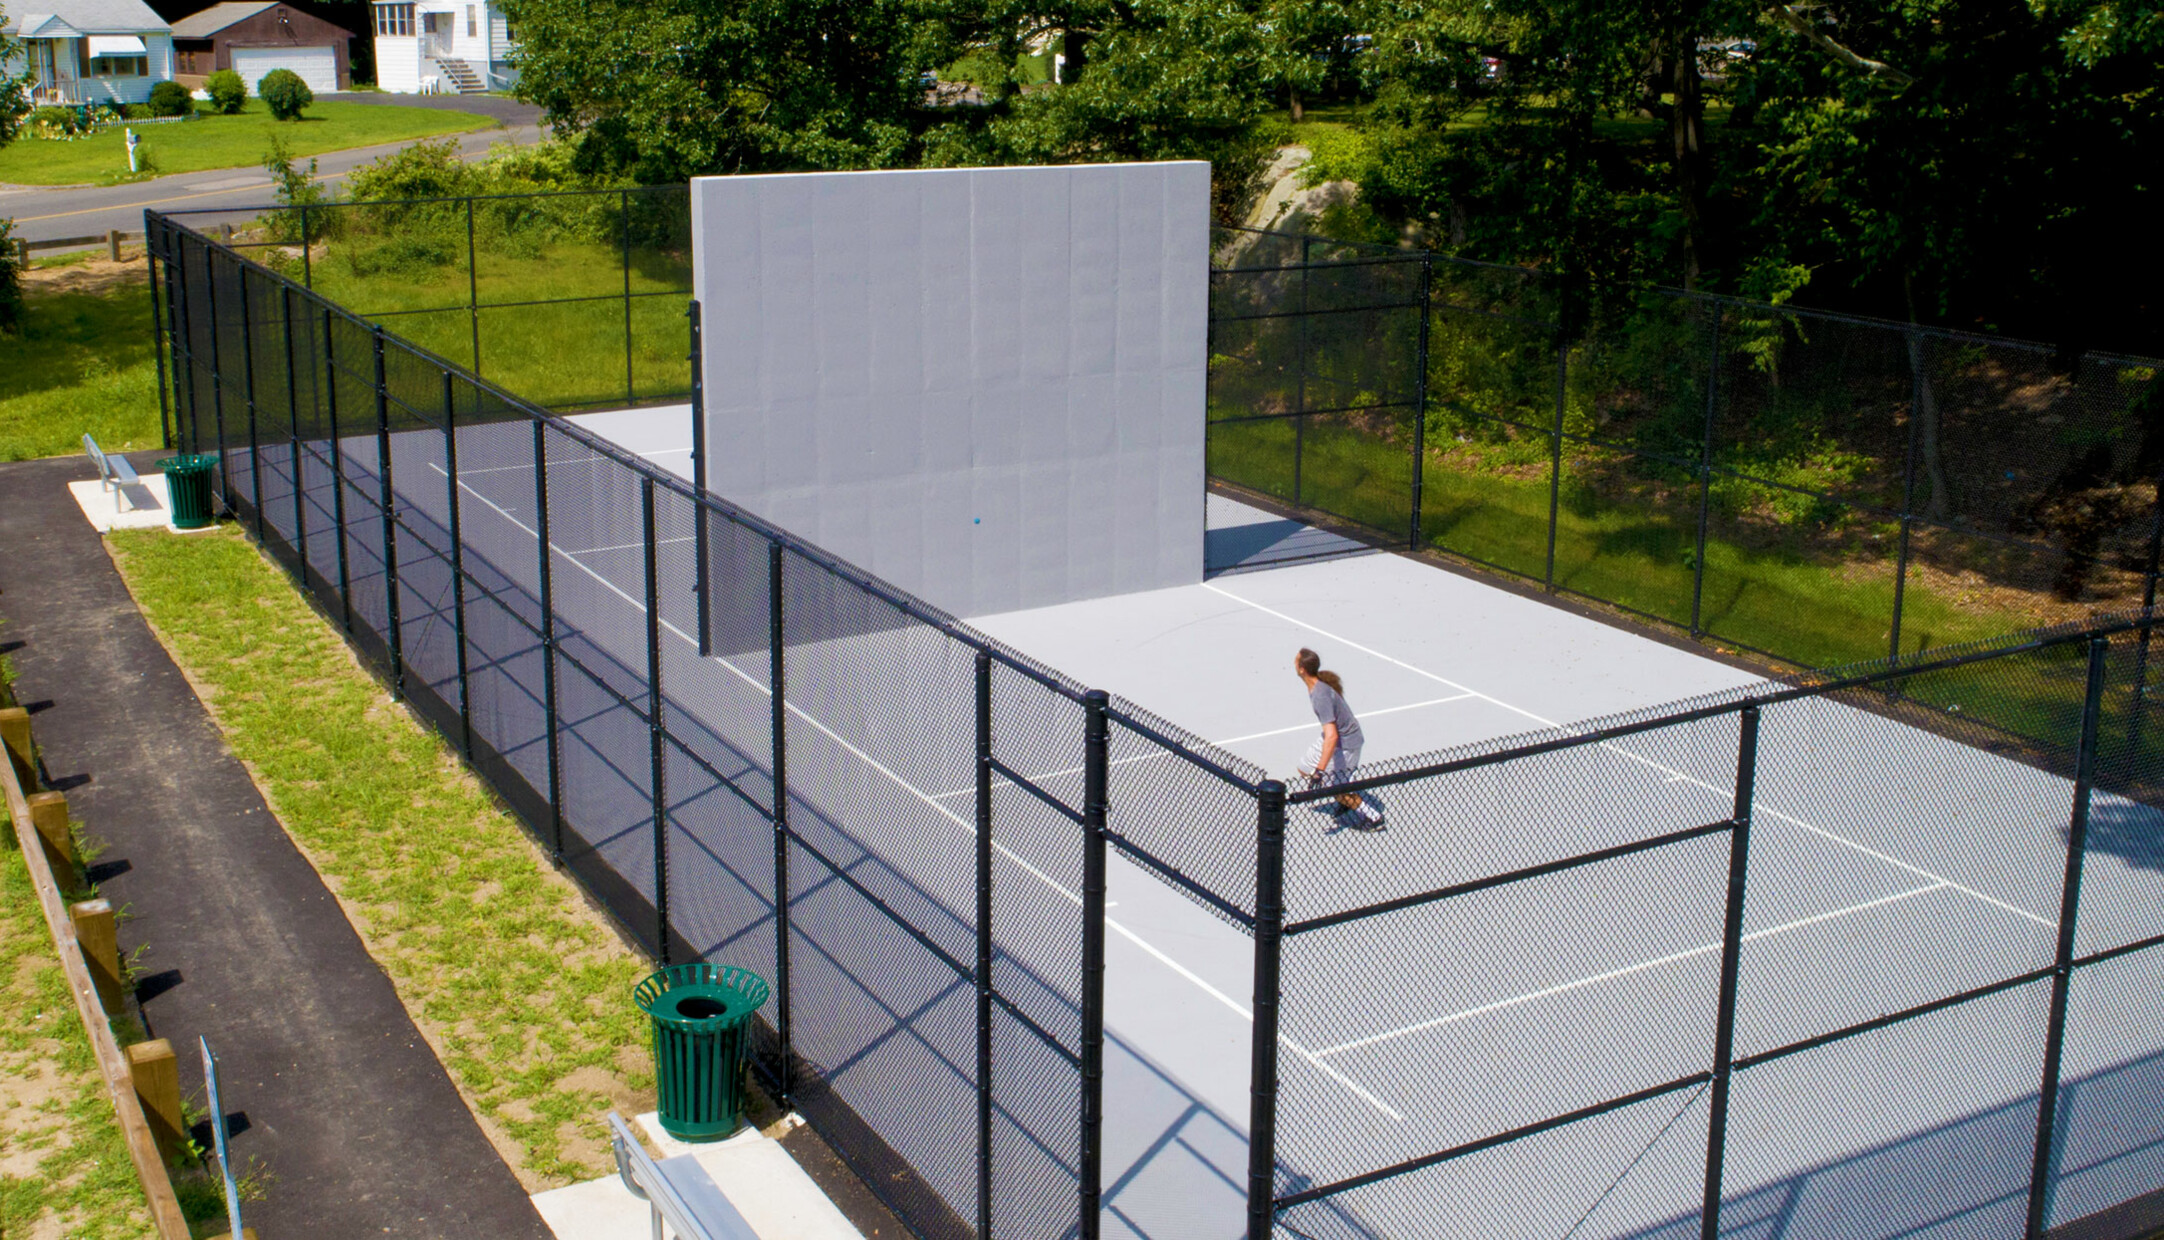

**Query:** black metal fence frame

left=147, top=205, right=2164, bottom=1240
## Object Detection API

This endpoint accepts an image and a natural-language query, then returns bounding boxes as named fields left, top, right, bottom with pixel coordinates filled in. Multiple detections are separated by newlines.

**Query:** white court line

left=427, top=446, right=686, bottom=479
left=562, top=535, right=696, bottom=557
left=431, top=463, right=1406, bottom=1122
left=1201, top=582, right=2057, bottom=929
left=1317, top=881, right=1953, bottom=1058
left=921, top=692, right=1476, bottom=801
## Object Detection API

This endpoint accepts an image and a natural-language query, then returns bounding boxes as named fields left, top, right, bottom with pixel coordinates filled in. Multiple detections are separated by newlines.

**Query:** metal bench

left=82, top=433, right=145, bottom=512
left=608, top=1112, right=760, bottom=1240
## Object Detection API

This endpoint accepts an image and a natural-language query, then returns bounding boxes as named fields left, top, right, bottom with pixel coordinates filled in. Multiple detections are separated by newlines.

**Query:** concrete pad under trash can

left=530, top=1112, right=863, bottom=1240
left=67, top=474, right=219, bottom=534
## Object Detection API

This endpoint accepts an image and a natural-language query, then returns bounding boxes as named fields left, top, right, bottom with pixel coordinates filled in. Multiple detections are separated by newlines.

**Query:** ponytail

left=1296, top=648, right=1346, bottom=698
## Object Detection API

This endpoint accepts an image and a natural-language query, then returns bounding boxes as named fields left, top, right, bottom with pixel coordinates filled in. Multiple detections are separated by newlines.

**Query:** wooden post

left=0, top=706, right=29, bottom=785
left=71, top=899, right=123, bottom=1013
left=128, top=1039, right=185, bottom=1161
left=109, top=229, right=123, bottom=262
left=27, top=790, right=77, bottom=878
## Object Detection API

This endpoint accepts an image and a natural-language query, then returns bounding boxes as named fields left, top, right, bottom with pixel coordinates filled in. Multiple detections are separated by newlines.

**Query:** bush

left=206, top=69, right=247, bottom=115
left=148, top=80, right=194, bottom=117
left=258, top=68, right=313, bottom=121
left=120, top=102, right=149, bottom=119
left=0, top=218, right=21, bottom=335
left=28, top=105, right=84, bottom=138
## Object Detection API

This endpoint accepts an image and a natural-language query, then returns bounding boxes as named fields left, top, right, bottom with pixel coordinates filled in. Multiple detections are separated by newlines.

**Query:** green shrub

left=148, top=80, right=194, bottom=117
left=257, top=68, right=313, bottom=121
left=340, top=233, right=464, bottom=278
left=28, top=105, right=84, bottom=137
left=205, top=69, right=247, bottom=115
left=120, top=102, right=149, bottom=119
left=0, top=218, right=22, bottom=334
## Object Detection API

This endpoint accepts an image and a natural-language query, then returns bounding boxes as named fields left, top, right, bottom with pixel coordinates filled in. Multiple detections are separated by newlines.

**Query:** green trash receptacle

left=635, top=963, right=768, bottom=1142
left=155, top=454, right=219, bottom=530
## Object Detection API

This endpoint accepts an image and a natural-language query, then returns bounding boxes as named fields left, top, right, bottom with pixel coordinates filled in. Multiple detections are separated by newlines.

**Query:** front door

left=422, top=12, right=452, bottom=57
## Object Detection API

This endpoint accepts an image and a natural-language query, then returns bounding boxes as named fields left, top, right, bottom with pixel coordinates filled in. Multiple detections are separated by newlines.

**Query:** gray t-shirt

left=1310, top=681, right=1363, bottom=747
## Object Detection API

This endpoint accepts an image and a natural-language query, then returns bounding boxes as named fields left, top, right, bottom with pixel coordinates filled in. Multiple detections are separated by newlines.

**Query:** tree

left=503, top=0, right=975, bottom=181
left=206, top=68, right=248, bottom=114
left=1, top=1, right=32, bottom=332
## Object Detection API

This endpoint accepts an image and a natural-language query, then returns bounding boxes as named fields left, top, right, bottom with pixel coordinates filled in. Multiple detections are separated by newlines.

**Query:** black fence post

left=324, top=309, right=351, bottom=634
left=975, top=649, right=995, bottom=1240
left=374, top=326, right=404, bottom=701
left=1294, top=236, right=1309, bottom=509
left=1409, top=256, right=1431, bottom=551
left=690, top=300, right=711, bottom=656
left=240, top=265, right=264, bottom=537
left=166, top=227, right=197, bottom=456
left=534, top=420, right=564, bottom=866
left=146, top=215, right=173, bottom=453
left=1891, top=330, right=1925, bottom=663
left=285, top=285, right=307, bottom=568
left=1690, top=309, right=1722, bottom=637
left=1249, top=778, right=1287, bottom=1239
left=1079, top=689, right=1109, bottom=1240
left=643, top=476, right=670, bottom=966
left=2130, top=493, right=2162, bottom=754
left=299, top=203, right=312, bottom=290
left=443, top=370, right=473, bottom=761
left=769, top=539, right=792, bottom=1102
left=205, top=244, right=230, bottom=510
left=1545, top=343, right=1567, bottom=592
left=2026, top=635, right=2111, bottom=1238
left=466, top=197, right=482, bottom=378
left=622, top=189, right=635, bottom=405
left=1701, top=701, right=1759, bottom=1239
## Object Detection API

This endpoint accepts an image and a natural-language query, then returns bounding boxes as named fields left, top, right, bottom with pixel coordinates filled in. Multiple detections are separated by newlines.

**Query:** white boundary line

left=921, top=692, right=1476, bottom=801
left=431, top=461, right=1406, bottom=1121
left=1316, top=881, right=1953, bottom=1058
left=1201, top=582, right=2057, bottom=929
left=561, top=535, right=696, bottom=557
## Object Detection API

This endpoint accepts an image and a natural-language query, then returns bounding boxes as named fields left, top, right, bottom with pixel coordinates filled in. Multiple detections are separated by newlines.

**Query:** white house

left=3, top=0, right=174, bottom=106
left=370, top=0, right=514, bottom=94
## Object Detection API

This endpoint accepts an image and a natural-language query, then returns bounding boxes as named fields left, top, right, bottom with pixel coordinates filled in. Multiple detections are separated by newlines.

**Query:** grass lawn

left=107, top=526, right=658, bottom=1188
left=0, top=832, right=156, bottom=1239
left=299, top=232, right=692, bottom=409
left=0, top=256, right=162, bottom=461
left=0, top=101, right=494, bottom=186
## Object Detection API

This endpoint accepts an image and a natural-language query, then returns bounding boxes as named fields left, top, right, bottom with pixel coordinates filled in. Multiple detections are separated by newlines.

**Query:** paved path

left=1, top=93, right=545, bottom=243
left=0, top=456, right=552, bottom=1240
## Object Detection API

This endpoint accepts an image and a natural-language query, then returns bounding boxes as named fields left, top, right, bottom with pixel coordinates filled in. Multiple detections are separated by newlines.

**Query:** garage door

left=232, top=45, right=337, bottom=95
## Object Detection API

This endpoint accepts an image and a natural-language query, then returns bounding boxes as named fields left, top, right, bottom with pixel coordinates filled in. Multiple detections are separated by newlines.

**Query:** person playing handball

left=1294, top=647, right=1384, bottom=831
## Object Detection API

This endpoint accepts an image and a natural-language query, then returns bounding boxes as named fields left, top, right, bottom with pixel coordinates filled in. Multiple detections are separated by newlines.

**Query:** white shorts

left=1300, top=736, right=1362, bottom=787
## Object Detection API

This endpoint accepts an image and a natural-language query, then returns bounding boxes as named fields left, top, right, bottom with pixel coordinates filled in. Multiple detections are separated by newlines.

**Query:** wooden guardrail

left=0, top=704, right=192, bottom=1239
left=11, top=229, right=170, bottom=263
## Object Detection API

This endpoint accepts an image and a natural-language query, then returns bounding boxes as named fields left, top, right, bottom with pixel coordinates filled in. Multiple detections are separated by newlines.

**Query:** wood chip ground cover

left=106, top=526, right=656, bottom=1189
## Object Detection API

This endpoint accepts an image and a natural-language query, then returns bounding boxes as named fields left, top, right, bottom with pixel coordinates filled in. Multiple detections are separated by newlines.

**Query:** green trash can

left=156, top=454, right=219, bottom=530
left=635, top=963, right=769, bottom=1142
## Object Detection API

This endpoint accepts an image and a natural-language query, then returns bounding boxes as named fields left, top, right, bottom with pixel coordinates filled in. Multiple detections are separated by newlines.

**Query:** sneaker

left=1338, top=805, right=1384, bottom=831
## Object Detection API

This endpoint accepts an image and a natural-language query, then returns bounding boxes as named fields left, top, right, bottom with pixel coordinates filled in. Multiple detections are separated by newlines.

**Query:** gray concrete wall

left=690, top=162, right=1209, bottom=619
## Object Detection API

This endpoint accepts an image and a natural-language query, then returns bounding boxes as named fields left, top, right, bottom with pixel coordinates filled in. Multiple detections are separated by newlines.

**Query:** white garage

left=231, top=44, right=337, bottom=93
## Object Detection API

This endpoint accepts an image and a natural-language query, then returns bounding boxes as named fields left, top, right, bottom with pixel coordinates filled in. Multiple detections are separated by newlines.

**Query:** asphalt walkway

left=2, top=93, right=545, bottom=243
left=0, top=455, right=551, bottom=1239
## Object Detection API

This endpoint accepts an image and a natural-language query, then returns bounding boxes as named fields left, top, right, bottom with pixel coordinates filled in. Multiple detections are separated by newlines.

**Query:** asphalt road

left=1, top=93, right=546, bottom=243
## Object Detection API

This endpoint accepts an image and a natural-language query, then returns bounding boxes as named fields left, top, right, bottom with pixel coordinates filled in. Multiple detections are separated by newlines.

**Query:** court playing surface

left=259, top=408, right=2164, bottom=1240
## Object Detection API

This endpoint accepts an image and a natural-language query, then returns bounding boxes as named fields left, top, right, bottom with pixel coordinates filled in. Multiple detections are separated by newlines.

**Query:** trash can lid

left=154, top=453, right=220, bottom=470
left=633, top=963, right=770, bottom=1026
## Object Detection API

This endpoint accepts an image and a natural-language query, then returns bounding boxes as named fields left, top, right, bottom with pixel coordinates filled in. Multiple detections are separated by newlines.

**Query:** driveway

left=0, top=93, right=546, bottom=244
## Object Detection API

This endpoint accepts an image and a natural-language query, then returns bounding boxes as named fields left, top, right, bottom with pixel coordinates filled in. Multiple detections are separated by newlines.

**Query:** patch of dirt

left=24, top=253, right=149, bottom=297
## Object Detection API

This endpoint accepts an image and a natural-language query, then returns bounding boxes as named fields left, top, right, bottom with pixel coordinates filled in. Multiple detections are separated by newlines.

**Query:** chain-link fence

left=1210, top=227, right=2164, bottom=673
left=159, top=186, right=695, bottom=413
left=149, top=206, right=2164, bottom=1240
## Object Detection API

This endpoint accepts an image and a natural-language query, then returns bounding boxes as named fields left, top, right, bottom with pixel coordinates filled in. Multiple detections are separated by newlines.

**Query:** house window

left=465, top=5, right=475, bottom=36
left=373, top=3, right=415, bottom=36
left=91, top=55, right=149, bottom=76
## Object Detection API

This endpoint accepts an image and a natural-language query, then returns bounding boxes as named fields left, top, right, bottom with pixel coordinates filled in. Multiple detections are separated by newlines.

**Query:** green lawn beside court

left=0, top=102, right=494, bottom=187
left=0, top=262, right=161, bottom=461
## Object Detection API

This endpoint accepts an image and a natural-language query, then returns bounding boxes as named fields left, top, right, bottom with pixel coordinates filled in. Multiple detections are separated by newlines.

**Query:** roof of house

left=168, top=1, right=286, bottom=37
left=3, top=0, right=169, bottom=34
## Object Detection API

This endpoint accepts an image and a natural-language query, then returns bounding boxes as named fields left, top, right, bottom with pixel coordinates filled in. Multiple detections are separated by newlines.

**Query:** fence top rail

left=155, top=183, right=688, bottom=219
left=149, top=209, right=1271, bottom=794
left=1284, top=606, right=2156, bottom=803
